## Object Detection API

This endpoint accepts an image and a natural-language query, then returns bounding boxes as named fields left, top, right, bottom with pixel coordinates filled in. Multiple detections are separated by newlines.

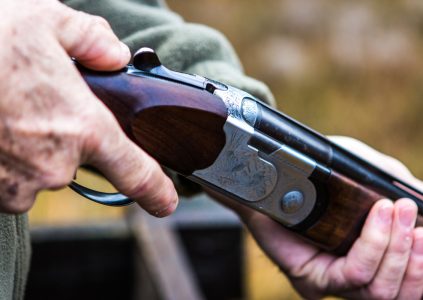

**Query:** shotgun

left=70, top=48, right=423, bottom=254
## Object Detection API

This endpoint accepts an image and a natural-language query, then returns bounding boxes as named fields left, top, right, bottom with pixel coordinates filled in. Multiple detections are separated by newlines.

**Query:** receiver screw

left=281, top=191, right=304, bottom=214
left=241, top=98, right=258, bottom=126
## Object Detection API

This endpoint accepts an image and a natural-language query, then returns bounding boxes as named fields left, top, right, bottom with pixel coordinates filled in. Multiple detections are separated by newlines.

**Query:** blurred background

left=28, top=0, right=423, bottom=299
left=169, top=0, right=423, bottom=177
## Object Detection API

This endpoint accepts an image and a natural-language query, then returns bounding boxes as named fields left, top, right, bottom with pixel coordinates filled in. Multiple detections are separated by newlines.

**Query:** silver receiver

left=192, top=87, right=318, bottom=226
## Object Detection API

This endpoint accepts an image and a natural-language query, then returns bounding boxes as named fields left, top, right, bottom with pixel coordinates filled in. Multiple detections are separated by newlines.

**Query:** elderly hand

left=0, top=0, right=178, bottom=215
left=212, top=137, right=423, bottom=299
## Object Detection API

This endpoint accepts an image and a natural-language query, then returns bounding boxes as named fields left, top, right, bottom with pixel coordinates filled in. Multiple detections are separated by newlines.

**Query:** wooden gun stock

left=80, top=67, right=227, bottom=175
left=77, top=57, right=423, bottom=255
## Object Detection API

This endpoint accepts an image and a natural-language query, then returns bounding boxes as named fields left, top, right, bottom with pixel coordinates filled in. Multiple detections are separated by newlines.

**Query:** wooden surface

left=304, top=170, right=423, bottom=254
left=80, top=67, right=228, bottom=175
left=130, top=208, right=205, bottom=300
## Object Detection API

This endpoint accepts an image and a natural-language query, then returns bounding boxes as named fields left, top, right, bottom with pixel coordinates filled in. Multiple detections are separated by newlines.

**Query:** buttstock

left=303, top=171, right=423, bottom=254
left=78, top=66, right=228, bottom=175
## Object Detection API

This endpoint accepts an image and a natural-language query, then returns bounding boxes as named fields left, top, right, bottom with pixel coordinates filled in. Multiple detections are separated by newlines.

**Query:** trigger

left=69, top=181, right=134, bottom=207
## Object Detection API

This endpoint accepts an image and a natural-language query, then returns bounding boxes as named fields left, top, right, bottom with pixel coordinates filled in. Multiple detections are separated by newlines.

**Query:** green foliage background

left=169, top=0, right=423, bottom=178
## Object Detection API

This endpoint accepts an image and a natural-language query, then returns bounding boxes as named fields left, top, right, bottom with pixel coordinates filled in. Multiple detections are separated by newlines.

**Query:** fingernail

left=378, top=202, right=393, bottom=224
left=399, top=205, right=416, bottom=228
left=154, top=196, right=178, bottom=217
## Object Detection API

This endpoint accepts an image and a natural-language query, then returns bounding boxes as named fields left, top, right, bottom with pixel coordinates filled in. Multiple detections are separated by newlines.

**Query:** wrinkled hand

left=212, top=137, right=423, bottom=299
left=0, top=0, right=178, bottom=215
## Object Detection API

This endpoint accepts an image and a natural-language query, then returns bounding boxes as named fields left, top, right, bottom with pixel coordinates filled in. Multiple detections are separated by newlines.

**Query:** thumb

left=55, top=6, right=130, bottom=70
left=83, top=111, right=178, bottom=217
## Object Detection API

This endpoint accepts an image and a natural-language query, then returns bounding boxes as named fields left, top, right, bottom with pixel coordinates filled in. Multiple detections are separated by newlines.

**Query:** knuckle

left=343, top=247, right=385, bottom=286
left=405, top=261, right=423, bottom=284
left=58, top=10, right=107, bottom=54
left=344, top=267, right=373, bottom=286
left=0, top=177, right=37, bottom=214
left=130, top=167, right=176, bottom=217
left=43, top=168, right=75, bottom=189
left=288, top=263, right=311, bottom=280
left=405, top=274, right=423, bottom=287
left=76, top=14, right=115, bottom=51
left=57, top=11, right=73, bottom=32
left=54, top=4, right=81, bottom=32
left=365, top=235, right=388, bottom=254
left=24, top=132, right=81, bottom=187
left=37, top=153, right=78, bottom=189
left=126, top=163, right=156, bottom=198
left=84, top=13, right=106, bottom=34
left=390, top=242, right=412, bottom=256
left=92, top=16, right=111, bottom=29
left=368, top=284, right=398, bottom=300
left=73, top=12, right=97, bottom=45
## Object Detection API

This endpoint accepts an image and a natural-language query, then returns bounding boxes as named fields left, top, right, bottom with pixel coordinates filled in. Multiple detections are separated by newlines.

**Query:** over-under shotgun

left=71, top=48, right=423, bottom=254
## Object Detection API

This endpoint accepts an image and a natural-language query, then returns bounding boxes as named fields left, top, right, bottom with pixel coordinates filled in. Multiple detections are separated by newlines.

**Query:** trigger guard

left=69, top=181, right=134, bottom=206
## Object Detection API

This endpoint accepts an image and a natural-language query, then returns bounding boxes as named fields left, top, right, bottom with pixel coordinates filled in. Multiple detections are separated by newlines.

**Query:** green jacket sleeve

left=64, top=0, right=275, bottom=105
left=0, top=214, right=30, bottom=300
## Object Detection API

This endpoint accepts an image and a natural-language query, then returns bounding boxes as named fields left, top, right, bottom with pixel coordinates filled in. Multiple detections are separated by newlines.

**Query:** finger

left=396, top=227, right=423, bottom=300
left=0, top=167, right=39, bottom=213
left=364, top=199, right=416, bottom=300
left=54, top=5, right=130, bottom=70
left=330, top=136, right=422, bottom=188
left=328, top=199, right=393, bottom=290
left=83, top=114, right=178, bottom=217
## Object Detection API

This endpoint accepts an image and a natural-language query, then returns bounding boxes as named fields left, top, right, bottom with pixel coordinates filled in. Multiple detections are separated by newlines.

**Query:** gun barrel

left=253, top=102, right=423, bottom=212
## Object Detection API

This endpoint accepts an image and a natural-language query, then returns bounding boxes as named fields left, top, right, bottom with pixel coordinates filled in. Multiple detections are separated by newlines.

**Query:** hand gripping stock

left=73, top=48, right=423, bottom=254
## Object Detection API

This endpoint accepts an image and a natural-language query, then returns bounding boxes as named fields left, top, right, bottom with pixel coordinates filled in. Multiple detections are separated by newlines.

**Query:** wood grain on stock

left=79, top=67, right=228, bottom=175
left=303, top=170, right=423, bottom=254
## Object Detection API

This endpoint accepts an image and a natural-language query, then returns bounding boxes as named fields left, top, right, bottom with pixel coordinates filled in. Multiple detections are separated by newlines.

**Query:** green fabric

left=0, top=214, right=30, bottom=300
left=0, top=1, right=275, bottom=299
left=64, top=0, right=275, bottom=105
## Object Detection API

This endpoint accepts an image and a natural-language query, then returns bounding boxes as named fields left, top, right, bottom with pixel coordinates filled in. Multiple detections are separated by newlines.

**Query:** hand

left=212, top=137, right=423, bottom=299
left=0, top=0, right=178, bottom=216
